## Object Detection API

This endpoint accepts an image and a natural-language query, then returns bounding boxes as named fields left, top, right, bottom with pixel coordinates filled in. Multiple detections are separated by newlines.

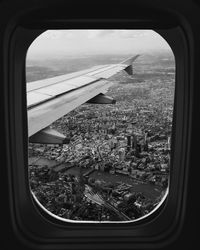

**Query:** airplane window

left=26, top=30, right=175, bottom=222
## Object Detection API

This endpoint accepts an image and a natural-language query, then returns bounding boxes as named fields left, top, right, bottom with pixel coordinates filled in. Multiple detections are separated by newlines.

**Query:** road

left=84, top=184, right=131, bottom=221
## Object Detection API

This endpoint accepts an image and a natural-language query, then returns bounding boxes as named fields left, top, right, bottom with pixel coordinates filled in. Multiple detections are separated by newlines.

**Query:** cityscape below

left=27, top=52, right=175, bottom=222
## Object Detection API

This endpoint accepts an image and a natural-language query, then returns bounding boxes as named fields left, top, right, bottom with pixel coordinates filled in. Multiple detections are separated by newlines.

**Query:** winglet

left=122, top=54, right=140, bottom=75
left=121, top=54, right=140, bottom=66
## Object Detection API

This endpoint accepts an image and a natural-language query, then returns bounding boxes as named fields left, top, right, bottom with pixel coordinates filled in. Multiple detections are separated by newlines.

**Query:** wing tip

left=121, top=54, right=140, bottom=66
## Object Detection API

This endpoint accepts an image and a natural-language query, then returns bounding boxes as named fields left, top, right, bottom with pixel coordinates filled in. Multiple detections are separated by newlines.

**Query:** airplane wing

left=27, top=55, right=140, bottom=143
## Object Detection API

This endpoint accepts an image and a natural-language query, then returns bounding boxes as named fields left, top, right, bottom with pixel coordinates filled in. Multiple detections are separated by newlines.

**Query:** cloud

left=87, top=30, right=116, bottom=39
left=40, top=30, right=63, bottom=40
left=28, top=29, right=171, bottom=59
left=38, top=30, right=76, bottom=41
left=116, top=30, right=149, bottom=39
left=87, top=30, right=150, bottom=39
left=97, top=30, right=116, bottom=37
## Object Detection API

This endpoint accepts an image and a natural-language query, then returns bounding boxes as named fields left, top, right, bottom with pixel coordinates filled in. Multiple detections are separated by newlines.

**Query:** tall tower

left=119, top=148, right=125, bottom=161
left=127, top=135, right=131, bottom=151
left=132, top=134, right=137, bottom=150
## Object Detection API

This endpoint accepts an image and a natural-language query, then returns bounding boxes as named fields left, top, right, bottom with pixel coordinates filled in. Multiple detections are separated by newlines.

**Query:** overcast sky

left=27, top=30, right=172, bottom=59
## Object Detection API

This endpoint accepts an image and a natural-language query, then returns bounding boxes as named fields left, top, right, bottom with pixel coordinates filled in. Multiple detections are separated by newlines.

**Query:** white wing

left=27, top=55, right=140, bottom=142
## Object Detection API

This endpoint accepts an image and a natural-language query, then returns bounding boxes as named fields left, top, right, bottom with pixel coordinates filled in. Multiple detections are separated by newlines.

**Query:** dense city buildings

left=28, top=53, right=174, bottom=221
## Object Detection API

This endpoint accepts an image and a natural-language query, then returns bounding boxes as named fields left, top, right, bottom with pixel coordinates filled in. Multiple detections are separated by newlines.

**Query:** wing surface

left=27, top=55, right=140, bottom=136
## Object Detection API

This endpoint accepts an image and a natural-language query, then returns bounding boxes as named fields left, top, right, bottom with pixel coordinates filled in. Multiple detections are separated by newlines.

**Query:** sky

left=27, top=30, right=172, bottom=59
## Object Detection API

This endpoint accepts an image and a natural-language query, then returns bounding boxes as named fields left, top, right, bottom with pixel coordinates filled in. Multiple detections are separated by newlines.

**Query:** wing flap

left=90, top=65, right=125, bottom=78
left=29, top=76, right=98, bottom=105
left=27, top=65, right=105, bottom=92
left=27, top=92, right=52, bottom=107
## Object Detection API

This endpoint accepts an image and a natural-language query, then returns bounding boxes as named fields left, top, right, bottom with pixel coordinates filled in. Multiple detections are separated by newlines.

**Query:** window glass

left=27, top=30, right=175, bottom=222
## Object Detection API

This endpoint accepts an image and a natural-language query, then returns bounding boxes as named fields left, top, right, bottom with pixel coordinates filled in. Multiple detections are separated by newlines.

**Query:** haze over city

left=27, top=30, right=172, bottom=60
